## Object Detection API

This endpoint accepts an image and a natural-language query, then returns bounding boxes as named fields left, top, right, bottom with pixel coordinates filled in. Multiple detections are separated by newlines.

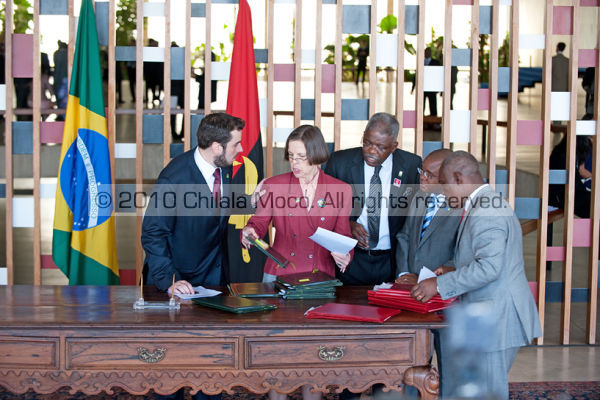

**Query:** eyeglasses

left=417, top=167, right=437, bottom=180
left=288, top=154, right=308, bottom=163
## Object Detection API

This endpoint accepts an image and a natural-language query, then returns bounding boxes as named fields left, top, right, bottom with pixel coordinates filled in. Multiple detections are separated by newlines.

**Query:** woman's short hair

left=284, top=125, right=330, bottom=165
left=196, top=112, right=245, bottom=149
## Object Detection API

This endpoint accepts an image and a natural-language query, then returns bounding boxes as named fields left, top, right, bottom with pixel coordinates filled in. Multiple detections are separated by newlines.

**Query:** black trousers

left=337, top=248, right=393, bottom=286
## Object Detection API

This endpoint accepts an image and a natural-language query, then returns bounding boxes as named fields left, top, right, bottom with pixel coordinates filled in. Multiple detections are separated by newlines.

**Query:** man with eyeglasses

left=324, top=112, right=422, bottom=286
left=394, top=148, right=460, bottom=398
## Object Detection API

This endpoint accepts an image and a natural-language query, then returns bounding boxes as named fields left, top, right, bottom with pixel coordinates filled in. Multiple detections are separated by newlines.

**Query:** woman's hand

left=331, top=252, right=351, bottom=273
left=433, top=265, right=456, bottom=276
left=241, top=226, right=258, bottom=249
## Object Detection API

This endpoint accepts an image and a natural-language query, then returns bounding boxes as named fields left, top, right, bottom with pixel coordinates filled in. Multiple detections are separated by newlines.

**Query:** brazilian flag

left=52, top=0, right=119, bottom=285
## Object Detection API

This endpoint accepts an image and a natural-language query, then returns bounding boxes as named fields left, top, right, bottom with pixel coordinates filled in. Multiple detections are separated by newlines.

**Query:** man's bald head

left=440, top=151, right=483, bottom=184
left=425, top=148, right=453, bottom=165
left=439, top=151, right=485, bottom=208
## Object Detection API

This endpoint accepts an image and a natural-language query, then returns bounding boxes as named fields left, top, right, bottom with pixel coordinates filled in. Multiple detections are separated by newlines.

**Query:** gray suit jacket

left=396, top=191, right=461, bottom=276
left=437, top=186, right=542, bottom=352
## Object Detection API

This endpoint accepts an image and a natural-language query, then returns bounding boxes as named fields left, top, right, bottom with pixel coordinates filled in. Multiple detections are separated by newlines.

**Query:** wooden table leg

left=403, top=365, right=439, bottom=400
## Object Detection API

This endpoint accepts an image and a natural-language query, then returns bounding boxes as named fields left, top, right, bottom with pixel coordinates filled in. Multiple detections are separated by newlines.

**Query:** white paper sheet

left=309, top=227, right=358, bottom=255
left=175, top=286, right=221, bottom=300
left=417, top=266, right=436, bottom=283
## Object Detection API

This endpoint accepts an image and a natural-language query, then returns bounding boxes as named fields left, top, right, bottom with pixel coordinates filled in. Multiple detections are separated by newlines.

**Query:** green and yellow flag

left=52, top=0, right=119, bottom=285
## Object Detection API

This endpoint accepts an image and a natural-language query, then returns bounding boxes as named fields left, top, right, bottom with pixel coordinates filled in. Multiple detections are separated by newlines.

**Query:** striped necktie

left=420, top=194, right=440, bottom=238
left=367, top=165, right=382, bottom=248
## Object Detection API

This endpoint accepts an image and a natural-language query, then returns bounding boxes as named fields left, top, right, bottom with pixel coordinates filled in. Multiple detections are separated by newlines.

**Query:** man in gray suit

left=410, top=151, right=542, bottom=399
left=395, top=148, right=460, bottom=284
left=552, top=42, right=569, bottom=92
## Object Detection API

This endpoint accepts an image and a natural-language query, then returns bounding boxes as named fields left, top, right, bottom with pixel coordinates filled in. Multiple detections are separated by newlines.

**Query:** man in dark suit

left=394, top=148, right=460, bottom=397
left=141, top=113, right=245, bottom=400
left=324, top=112, right=421, bottom=285
left=411, top=151, right=542, bottom=399
left=395, top=148, right=459, bottom=282
left=142, top=112, right=244, bottom=295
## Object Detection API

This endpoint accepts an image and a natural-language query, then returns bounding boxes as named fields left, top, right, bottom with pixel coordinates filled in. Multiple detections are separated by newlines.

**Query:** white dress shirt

left=463, top=183, right=489, bottom=214
left=194, top=147, right=222, bottom=196
left=357, top=153, right=393, bottom=250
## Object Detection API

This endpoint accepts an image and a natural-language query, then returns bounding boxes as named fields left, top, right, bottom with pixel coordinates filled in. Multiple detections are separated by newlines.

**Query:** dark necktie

left=213, top=167, right=221, bottom=205
left=368, top=165, right=382, bottom=248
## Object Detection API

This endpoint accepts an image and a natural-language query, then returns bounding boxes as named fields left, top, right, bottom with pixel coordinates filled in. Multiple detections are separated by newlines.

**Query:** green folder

left=193, top=296, right=277, bottom=314
left=227, top=282, right=281, bottom=298
left=276, top=270, right=343, bottom=289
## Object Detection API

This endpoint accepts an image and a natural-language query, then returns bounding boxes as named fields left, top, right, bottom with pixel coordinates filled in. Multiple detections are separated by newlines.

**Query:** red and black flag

left=225, top=0, right=266, bottom=282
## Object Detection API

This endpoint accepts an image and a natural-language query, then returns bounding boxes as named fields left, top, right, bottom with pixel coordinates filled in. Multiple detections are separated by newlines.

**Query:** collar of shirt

left=463, top=184, right=488, bottom=214
left=194, top=147, right=221, bottom=193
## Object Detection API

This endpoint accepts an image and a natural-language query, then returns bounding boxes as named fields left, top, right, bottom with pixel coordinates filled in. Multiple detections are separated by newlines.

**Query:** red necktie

left=213, top=168, right=221, bottom=205
left=460, top=208, right=466, bottom=222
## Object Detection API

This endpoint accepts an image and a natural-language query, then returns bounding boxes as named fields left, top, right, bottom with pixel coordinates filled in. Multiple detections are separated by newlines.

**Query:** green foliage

left=0, top=0, right=33, bottom=34
left=498, top=32, right=510, bottom=68
left=116, top=0, right=136, bottom=46
left=378, top=14, right=397, bottom=34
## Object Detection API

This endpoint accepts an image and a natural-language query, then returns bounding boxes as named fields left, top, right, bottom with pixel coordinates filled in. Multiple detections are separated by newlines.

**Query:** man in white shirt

left=325, top=112, right=422, bottom=285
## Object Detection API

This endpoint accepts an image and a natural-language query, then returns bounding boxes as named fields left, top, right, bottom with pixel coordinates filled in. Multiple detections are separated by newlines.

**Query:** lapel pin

left=393, top=178, right=402, bottom=187
left=226, top=173, right=230, bottom=179
left=317, top=198, right=326, bottom=208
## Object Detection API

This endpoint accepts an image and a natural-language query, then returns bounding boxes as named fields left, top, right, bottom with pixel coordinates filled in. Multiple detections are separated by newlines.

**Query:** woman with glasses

left=241, top=125, right=354, bottom=290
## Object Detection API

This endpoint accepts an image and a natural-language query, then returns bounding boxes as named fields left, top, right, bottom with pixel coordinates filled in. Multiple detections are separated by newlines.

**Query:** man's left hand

left=410, top=277, right=438, bottom=303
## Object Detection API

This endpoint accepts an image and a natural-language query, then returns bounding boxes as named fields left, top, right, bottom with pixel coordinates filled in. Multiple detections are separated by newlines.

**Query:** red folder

left=367, top=283, right=456, bottom=314
left=305, top=303, right=402, bottom=323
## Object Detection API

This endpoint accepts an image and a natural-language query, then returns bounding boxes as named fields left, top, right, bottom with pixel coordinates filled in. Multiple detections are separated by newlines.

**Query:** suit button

left=290, top=252, right=295, bottom=256
left=308, top=254, right=313, bottom=259
left=320, top=217, right=325, bottom=221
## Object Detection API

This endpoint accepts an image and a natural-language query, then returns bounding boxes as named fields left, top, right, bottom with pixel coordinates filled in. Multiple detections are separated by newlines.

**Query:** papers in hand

left=175, top=286, right=221, bottom=300
left=418, top=266, right=437, bottom=283
left=309, top=227, right=357, bottom=254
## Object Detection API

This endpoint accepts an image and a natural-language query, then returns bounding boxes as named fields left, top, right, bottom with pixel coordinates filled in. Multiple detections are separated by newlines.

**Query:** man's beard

left=214, top=152, right=231, bottom=167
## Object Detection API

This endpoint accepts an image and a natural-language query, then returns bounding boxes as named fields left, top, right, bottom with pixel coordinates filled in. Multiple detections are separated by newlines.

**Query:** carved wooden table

left=0, top=285, right=445, bottom=399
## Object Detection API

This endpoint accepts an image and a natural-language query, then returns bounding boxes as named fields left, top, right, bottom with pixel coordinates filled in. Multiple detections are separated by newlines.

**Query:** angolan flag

left=52, top=0, right=119, bottom=285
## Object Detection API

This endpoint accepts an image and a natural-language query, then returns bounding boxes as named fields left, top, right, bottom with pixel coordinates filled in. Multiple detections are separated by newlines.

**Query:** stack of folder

left=192, top=296, right=277, bottom=314
left=275, top=270, right=342, bottom=299
left=367, top=283, right=456, bottom=314
left=228, top=282, right=281, bottom=298
left=305, top=303, right=402, bottom=323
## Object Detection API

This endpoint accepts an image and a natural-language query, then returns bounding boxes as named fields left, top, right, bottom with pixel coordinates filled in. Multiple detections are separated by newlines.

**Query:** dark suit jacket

left=395, top=191, right=461, bottom=276
left=245, top=170, right=353, bottom=277
left=141, top=149, right=232, bottom=291
left=324, top=147, right=422, bottom=252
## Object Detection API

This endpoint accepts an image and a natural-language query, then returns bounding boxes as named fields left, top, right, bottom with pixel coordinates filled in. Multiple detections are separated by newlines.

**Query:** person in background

left=355, top=39, right=369, bottom=85
left=53, top=41, right=69, bottom=117
left=552, top=42, right=569, bottom=92
left=549, top=134, right=592, bottom=218
left=424, top=47, right=441, bottom=117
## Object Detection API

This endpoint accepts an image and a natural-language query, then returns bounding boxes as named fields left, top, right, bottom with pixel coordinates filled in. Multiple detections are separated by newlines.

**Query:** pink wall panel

left=12, top=34, right=33, bottom=78
left=553, top=6, right=573, bottom=35
left=517, top=120, right=543, bottom=146
left=478, top=88, right=490, bottom=111
left=40, top=121, right=65, bottom=144
left=579, top=49, right=598, bottom=68
left=403, top=110, right=416, bottom=129
left=573, top=219, right=592, bottom=247
left=546, top=246, right=565, bottom=262
left=273, top=64, right=295, bottom=81
left=321, top=64, right=335, bottom=93
left=41, top=255, right=58, bottom=269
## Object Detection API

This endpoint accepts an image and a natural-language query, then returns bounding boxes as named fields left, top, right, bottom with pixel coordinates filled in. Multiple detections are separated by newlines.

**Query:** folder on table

left=367, top=283, right=456, bottom=314
left=193, top=296, right=277, bottom=314
left=227, top=282, right=281, bottom=298
left=276, top=270, right=342, bottom=289
left=305, top=303, right=402, bottom=323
